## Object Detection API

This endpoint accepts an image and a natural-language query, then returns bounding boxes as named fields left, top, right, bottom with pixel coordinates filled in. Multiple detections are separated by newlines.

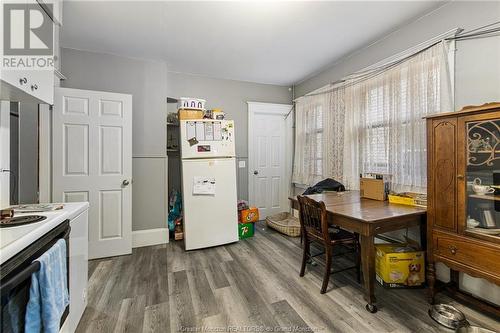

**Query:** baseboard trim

left=132, top=228, right=169, bottom=248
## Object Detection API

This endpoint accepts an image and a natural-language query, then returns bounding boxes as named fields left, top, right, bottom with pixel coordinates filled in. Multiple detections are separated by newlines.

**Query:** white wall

left=18, top=103, right=39, bottom=204
left=132, top=157, right=168, bottom=232
left=455, top=35, right=500, bottom=107
left=61, top=48, right=168, bottom=231
left=61, top=48, right=167, bottom=156
left=294, top=1, right=500, bottom=305
left=0, top=101, right=10, bottom=209
left=296, top=1, right=500, bottom=110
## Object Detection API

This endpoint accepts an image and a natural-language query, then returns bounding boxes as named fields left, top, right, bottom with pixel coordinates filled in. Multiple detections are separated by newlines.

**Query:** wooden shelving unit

left=426, top=103, right=500, bottom=318
left=468, top=194, right=500, bottom=201
left=464, top=229, right=500, bottom=244
left=167, top=97, right=182, bottom=209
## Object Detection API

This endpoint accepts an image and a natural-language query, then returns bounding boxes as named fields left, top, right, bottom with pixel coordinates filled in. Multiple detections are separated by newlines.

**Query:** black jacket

left=303, top=178, right=345, bottom=195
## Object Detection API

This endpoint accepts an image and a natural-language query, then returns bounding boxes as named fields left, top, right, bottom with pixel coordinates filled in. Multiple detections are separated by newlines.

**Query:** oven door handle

left=0, top=261, right=41, bottom=297
left=62, top=226, right=71, bottom=239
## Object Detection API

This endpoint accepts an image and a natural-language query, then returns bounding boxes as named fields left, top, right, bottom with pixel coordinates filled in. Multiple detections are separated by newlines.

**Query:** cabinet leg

left=450, top=269, right=460, bottom=290
left=427, top=262, right=436, bottom=304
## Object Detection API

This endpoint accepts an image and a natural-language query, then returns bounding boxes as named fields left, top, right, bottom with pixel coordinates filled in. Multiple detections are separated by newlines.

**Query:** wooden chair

left=297, top=195, right=361, bottom=294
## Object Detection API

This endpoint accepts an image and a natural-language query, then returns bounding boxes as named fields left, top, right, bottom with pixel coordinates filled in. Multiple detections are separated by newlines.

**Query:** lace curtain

left=343, top=41, right=454, bottom=192
left=292, top=87, right=345, bottom=185
left=294, top=41, right=453, bottom=191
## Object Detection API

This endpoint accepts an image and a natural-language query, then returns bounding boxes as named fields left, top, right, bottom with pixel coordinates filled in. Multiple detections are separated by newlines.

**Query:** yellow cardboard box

left=375, top=243, right=425, bottom=288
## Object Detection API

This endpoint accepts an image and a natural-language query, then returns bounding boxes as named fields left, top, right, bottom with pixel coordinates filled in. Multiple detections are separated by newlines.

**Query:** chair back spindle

left=297, top=195, right=330, bottom=243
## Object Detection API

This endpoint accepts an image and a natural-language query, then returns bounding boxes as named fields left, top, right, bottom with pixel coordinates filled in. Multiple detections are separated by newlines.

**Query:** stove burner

left=0, top=215, right=47, bottom=228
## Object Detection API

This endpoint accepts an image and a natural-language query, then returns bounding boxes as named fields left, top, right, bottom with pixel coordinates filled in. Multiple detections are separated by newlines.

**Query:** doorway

left=52, top=87, right=133, bottom=259
left=247, top=102, right=293, bottom=219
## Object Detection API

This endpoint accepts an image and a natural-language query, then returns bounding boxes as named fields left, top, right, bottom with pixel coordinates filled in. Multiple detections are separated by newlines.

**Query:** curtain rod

left=294, top=27, right=462, bottom=102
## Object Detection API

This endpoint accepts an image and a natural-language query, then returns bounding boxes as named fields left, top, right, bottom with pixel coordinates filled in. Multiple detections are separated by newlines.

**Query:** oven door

left=0, top=220, right=70, bottom=333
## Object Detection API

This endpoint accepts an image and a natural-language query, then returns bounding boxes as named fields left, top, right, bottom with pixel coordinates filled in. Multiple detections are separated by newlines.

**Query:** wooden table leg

left=360, top=234, right=377, bottom=313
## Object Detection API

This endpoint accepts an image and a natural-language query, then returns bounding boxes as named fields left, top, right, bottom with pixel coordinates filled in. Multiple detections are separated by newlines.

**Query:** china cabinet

left=427, top=103, right=500, bottom=316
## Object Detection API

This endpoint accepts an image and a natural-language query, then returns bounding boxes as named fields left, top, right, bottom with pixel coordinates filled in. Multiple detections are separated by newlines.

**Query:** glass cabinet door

left=464, top=118, right=500, bottom=241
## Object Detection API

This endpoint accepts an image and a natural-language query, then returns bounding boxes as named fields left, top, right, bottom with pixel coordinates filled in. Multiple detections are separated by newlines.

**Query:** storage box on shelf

left=178, top=109, right=204, bottom=120
left=178, top=97, right=206, bottom=111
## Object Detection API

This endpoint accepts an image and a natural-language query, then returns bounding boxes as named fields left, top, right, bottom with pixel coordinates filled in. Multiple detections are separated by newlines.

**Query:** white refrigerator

left=180, top=119, right=239, bottom=250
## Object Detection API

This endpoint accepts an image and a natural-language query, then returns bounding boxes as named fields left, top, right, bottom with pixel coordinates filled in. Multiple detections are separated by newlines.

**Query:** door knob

left=253, top=170, right=259, bottom=175
left=122, top=180, right=130, bottom=186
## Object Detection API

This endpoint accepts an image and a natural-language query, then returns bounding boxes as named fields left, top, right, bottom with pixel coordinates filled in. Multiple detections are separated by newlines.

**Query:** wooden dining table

left=289, top=191, right=427, bottom=313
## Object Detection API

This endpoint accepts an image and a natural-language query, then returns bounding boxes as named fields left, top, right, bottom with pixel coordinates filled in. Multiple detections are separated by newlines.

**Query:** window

left=294, top=41, right=453, bottom=192
left=361, top=85, right=390, bottom=174
left=293, top=89, right=346, bottom=186
left=305, top=105, right=323, bottom=179
left=355, top=54, right=443, bottom=192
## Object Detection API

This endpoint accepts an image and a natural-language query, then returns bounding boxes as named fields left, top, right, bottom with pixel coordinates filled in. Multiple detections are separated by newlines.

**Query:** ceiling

left=61, top=1, right=446, bottom=86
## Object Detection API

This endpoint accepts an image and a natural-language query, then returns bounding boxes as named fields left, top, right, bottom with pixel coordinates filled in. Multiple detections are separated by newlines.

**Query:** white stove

left=0, top=202, right=90, bottom=333
left=0, top=203, right=88, bottom=264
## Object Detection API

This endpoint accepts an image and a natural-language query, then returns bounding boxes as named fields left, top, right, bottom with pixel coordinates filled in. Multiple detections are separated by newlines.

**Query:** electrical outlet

left=238, top=161, right=246, bottom=168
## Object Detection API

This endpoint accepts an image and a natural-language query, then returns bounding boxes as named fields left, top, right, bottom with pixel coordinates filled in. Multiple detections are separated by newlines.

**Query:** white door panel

left=182, top=158, right=238, bottom=250
left=248, top=103, right=292, bottom=219
left=53, top=87, right=132, bottom=259
left=254, top=115, right=284, bottom=218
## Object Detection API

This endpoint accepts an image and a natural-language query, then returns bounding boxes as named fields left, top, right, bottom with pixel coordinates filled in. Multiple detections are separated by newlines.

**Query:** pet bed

left=265, top=212, right=301, bottom=237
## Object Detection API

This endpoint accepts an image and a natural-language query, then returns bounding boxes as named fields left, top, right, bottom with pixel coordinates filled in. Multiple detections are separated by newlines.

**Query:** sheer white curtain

left=292, top=88, right=345, bottom=186
left=343, top=41, right=454, bottom=192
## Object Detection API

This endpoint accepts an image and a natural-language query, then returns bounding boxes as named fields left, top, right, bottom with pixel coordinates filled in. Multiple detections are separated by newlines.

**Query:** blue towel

left=24, top=239, right=69, bottom=333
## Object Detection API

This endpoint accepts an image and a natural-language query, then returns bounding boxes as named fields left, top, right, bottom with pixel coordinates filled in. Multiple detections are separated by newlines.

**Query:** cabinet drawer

left=433, top=233, right=500, bottom=277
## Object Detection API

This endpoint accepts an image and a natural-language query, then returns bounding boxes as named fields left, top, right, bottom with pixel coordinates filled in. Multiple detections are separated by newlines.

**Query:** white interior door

left=52, top=87, right=132, bottom=259
left=248, top=102, right=293, bottom=219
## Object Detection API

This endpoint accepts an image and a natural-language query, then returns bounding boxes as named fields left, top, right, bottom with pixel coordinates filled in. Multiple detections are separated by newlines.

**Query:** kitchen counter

left=0, top=202, right=89, bottom=264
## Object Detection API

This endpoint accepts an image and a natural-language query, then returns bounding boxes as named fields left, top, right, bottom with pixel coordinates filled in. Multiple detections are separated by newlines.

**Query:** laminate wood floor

left=77, top=222, right=499, bottom=333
